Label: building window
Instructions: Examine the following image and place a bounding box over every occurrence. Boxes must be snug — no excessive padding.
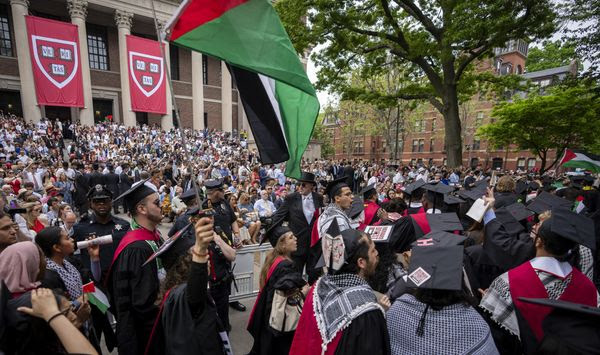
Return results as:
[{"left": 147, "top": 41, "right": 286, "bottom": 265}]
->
[
  {"left": 472, "top": 139, "right": 480, "bottom": 150},
  {"left": 492, "top": 158, "right": 503, "bottom": 170},
  {"left": 475, "top": 112, "right": 484, "bottom": 126},
  {"left": 170, "top": 47, "right": 179, "bottom": 81},
  {"left": 429, "top": 139, "right": 434, "bottom": 152},
  {"left": 87, "top": 24, "right": 109, "bottom": 70},
  {"left": 517, "top": 158, "right": 526, "bottom": 170},
  {"left": 414, "top": 119, "right": 425, "bottom": 132},
  {"left": 418, "top": 139, "right": 425, "bottom": 153},
  {"left": 0, "top": 6, "right": 12, "bottom": 57},
  {"left": 431, "top": 118, "right": 436, "bottom": 131},
  {"left": 202, "top": 55, "right": 208, "bottom": 84},
  {"left": 353, "top": 141, "right": 364, "bottom": 154},
  {"left": 527, "top": 158, "right": 536, "bottom": 170},
  {"left": 470, "top": 158, "right": 479, "bottom": 169},
  {"left": 412, "top": 139, "right": 418, "bottom": 153}
]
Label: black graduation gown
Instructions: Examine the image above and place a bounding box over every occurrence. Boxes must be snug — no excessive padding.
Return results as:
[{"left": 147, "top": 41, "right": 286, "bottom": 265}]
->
[
  {"left": 465, "top": 244, "right": 506, "bottom": 291},
  {"left": 108, "top": 240, "right": 160, "bottom": 355},
  {"left": 334, "top": 311, "right": 391, "bottom": 355},
  {"left": 248, "top": 259, "right": 305, "bottom": 355},
  {"left": 150, "top": 262, "right": 225, "bottom": 355}
]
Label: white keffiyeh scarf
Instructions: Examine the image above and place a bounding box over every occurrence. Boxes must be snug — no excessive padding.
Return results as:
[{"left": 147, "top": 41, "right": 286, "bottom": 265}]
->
[{"left": 45, "top": 258, "right": 82, "bottom": 300}]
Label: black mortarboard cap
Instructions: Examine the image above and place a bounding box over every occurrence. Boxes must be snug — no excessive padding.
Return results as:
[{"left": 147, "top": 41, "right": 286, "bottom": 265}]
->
[
  {"left": 142, "top": 223, "right": 195, "bottom": 270},
  {"left": 407, "top": 245, "right": 464, "bottom": 290},
  {"left": 515, "top": 180, "right": 528, "bottom": 195},
  {"left": 519, "top": 297, "right": 600, "bottom": 354},
  {"left": 527, "top": 191, "right": 571, "bottom": 214},
  {"left": 204, "top": 179, "right": 224, "bottom": 190},
  {"left": 426, "top": 213, "right": 464, "bottom": 232},
  {"left": 387, "top": 217, "right": 416, "bottom": 253},
  {"left": 423, "top": 183, "right": 455, "bottom": 195},
  {"left": 411, "top": 230, "right": 467, "bottom": 248},
  {"left": 495, "top": 207, "right": 526, "bottom": 235},
  {"left": 458, "top": 183, "right": 487, "bottom": 201},
  {"left": 548, "top": 207, "right": 595, "bottom": 250},
  {"left": 403, "top": 179, "right": 427, "bottom": 196},
  {"left": 504, "top": 202, "right": 534, "bottom": 221},
  {"left": 264, "top": 224, "right": 292, "bottom": 248},
  {"left": 113, "top": 178, "right": 156, "bottom": 213},
  {"left": 360, "top": 184, "right": 377, "bottom": 199},
  {"left": 443, "top": 194, "right": 465, "bottom": 205},
  {"left": 347, "top": 196, "right": 365, "bottom": 219},
  {"left": 324, "top": 177, "right": 349, "bottom": 199},
  {"left": 87, "top": 184, "right": 113, "bottom": 200}
]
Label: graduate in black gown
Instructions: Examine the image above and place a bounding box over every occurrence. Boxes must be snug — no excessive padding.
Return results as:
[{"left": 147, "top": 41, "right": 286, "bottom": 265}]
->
[
  {"left": 107, "top": 181, "right": 164, "bottom": 355},
  {"left": 248, "top": 225, "right": 307, "bottom": 355},
  {"left": 146, "top": 215, "right": 231, "bottom": 355}
]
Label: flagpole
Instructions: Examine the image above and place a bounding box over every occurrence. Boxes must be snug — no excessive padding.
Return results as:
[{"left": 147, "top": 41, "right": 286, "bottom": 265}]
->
[{"left": 150, "top": 0, "right": 203, "bottom": 205}]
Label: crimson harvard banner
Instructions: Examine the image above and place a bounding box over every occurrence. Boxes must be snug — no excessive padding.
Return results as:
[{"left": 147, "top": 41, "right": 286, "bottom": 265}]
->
[
  {"left": 25, "top": 16, "right": 84, "bottom": 107},
  {"left": 126, "top": 35, "right": 166, "bottom": 114}
]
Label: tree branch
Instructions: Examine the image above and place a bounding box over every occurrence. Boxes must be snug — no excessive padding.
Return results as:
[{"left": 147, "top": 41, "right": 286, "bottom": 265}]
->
[
  {"left": 394, "top": 0, "right": 441, "bottom": 41},
  {"left": 455, "top": 45, "right": 490, "bottom": 81}
]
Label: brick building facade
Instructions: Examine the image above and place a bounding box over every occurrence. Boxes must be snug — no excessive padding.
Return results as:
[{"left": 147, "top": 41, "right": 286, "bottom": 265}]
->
[
  {"left": 325, "top": 40, "right": 576, "bottom": 171},
  {"left": 0, "top": 0, "right": 251, "bottom": 132}
]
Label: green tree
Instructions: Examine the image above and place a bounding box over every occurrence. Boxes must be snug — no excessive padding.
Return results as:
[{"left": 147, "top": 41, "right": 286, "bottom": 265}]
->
[
  {"left": 312, "top": 112, "right": 335, "bottom": 158},
  {"left": 563, "top": 0, "right": 600, "bottom": 78},
  {"left": 526, "top": 40, "right": 580, "bottom": 72},
  {"left": 275, "top": 0, "right": 556, "bottom": 167},
  {"left": 477, "top": 83, "right": 600, "bottom": 174}
]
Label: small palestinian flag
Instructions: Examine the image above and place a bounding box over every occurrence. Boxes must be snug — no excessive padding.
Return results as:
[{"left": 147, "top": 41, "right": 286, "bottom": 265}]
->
[
  {"left": 82, "top": 281, "right": 110, "bottom": 314},
  {"left": 166, "top": 0, "right": 320, "bottom": 179},
  {"left": 559, "top": 149, "right": 600, "bottom": 173}
]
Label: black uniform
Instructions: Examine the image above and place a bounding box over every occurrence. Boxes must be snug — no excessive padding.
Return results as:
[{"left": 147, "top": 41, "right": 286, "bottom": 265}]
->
[
  {"left": 117, "top": 171, "right": 133, "bottom": 213},
  {"left": 104, "top": 171, "right": 120, "bottom": 213},
  {"left": 73, "top": 169, "right": 90, "bottom": 213},
  {"left": 72, "top": 213, "right": 130, "bottom": 282},
  {"left": 202, "top": 197, "right": 236, "bottom": 332}
]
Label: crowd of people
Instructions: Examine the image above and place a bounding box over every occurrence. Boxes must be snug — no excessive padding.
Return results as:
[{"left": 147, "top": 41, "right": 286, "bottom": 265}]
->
[{"left": 0, "top": 115, "right": 599, "bottom": 355}]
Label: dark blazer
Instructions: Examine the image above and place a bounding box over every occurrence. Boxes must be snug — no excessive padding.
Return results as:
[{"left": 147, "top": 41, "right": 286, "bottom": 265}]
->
[
  {"left": 88, "top": 171, "right": 105, "bottom": 187},
  {"left": 105, "top": 172, "right": 120, "bottom": 196},
  {"left": 271, "top": 191, "right": 323, "bottom": 257}
]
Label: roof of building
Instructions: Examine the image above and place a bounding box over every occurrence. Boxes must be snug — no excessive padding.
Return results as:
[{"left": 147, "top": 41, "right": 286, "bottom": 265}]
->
[{"left": 522, "top": 64, "right": 574, "bottom": 80}]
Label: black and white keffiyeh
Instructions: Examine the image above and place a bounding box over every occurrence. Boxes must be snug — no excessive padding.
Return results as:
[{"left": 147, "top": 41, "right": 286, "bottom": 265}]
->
[
  {"left": 45, "top": 258, "right": 83, "bottom": 300},
  {"left": 387, "top": 294, "right": 499, "bottom": 355},
  {"left": 313, "top": 273, "right": 383, "bottom": 352}
]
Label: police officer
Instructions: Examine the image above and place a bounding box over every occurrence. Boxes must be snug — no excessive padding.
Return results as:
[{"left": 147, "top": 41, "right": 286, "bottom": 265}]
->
[
  {"left": 72, "top": 184, "right": 130, "bottom": 282},
  {"left": 202, "top": 179, "right": 239, "bottom": 332}
]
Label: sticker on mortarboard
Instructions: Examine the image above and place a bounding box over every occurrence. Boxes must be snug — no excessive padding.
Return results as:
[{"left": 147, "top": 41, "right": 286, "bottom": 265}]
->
[{"left": 408, "top": 267, "right": 431, "bottom": 286}]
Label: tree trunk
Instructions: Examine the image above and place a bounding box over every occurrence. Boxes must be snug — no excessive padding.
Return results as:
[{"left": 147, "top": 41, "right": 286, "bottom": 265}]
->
[{"left": 442, "top": 86, "right": 463, "bottom": 168}]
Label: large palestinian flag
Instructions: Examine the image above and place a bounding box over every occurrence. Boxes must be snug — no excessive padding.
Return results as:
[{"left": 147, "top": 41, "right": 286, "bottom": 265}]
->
[
  {"left": 559, "top": 149, "right": 600, "bottom": 173},
  {"left": 166, "top": 0, "right": 320, "bottom": 179}
]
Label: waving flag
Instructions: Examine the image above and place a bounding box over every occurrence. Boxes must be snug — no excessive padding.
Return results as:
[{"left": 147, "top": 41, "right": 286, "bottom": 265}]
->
[
  {"left": 559, "top": 149, "right": 600, "bottom": 173},
  {"left": 166, "top": 0, "right": 319, "bottom": 178},
  {"left": 83, "top": 281, "right": 110, "bottom": 314}
]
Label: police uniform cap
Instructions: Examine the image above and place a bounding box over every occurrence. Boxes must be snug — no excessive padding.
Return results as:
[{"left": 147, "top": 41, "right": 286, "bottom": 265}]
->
[
  {"left": 87, "top": 184, "right": 112, "bottom": 200},
  {"left": 180, "top": 188, "right": 198, "bottom": 200},
  {"left": 204, "top": 179, "right": 224, "bottom": 190}
]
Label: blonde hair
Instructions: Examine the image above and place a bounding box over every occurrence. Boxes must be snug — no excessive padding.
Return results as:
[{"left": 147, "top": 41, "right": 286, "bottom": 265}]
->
[
  {"left": 496, "top": 176, "right": 516, "bottom": 192},
  {"left": 259, "top": 232, "right": 293, "bottom": 289}
]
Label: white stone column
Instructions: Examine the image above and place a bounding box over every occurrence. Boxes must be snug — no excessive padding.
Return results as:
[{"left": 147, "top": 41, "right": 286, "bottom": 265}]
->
[
  {"left": 191, "top": 51, "right": 204, "bottom": 130},
  {"left": 10, "top": 0, "right": 42, "bottom": 123},
  {"left": 158, "top": 21, "right": 173, "bottom": 130},
  {"left": 115, "top": 10, "right": 135, "bottom": 127},
  {"left": 221, "top": 60, "right": 232, "bottom": 132},
  {"left": 67, "top": 0, "right": 94, "bottom": 126}
]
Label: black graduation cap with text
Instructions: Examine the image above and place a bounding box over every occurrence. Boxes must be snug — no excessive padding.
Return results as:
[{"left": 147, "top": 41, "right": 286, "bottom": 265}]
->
[
  {"left": 324, "top": 176, "right": 349, "bottom": 200},
  {"left": 547, "top": 206, "right": 596, "bottom": 250},
  {"left": 113, "top": 177, "right": 156, "bottom": 213},
  {"left": 411, "top": 230, "right": 467, "bottom": 248},
  {"left": 527, "top": 191, "right": 571, "bottom": 214},
  {"left": 407, "top": 245, "right": 464, "bottom": 291},
  {"left": 426, "top": 212, "right": 464, "bottom": 232},
  {"left": 519, "top": 298, "right": 600, "bottom": 354}
]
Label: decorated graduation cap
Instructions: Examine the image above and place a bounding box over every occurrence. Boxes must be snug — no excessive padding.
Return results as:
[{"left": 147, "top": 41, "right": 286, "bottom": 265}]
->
[
  {"left": 519, "top": 297, "right": 600, "bottom": 354},
  {"left": 347, "top": 196, "right": 365, "bottom": 219},
  {"left": 544, "top": 206, "right": 596, "bottom": 250},
  {"left": 324, "top": 177, "right": 349, "bottom": 200},
  {"left": 407, "top": 245, "right": 464, "bottom": 290},
  {"left": 426, "top": 212, "right": 464, "bottom": 232},
  {"left": 316, "top": 219, "right": 364, "bottom": 274},
  {"left": 360, "top": 183, "right": 377, "bottom": 199},
  {"left": 411, "top": 230, "right": 467, "bottom": 248},
  {"left": 527, "top": 191, "right": 571, "bottom": 214},
  {"left": 113, "top": 178, "right": 156, "bottom": 214},
  {"left": 264, "top": 224, "right": 293, "bottom": 248},
  {"left": 142, "top": 223, "right": 195, "bottom": 270}
]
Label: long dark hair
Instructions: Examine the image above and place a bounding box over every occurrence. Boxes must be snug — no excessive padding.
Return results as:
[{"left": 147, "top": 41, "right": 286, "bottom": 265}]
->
[
  {"left": 368, "top": 244, "right": 396, "bottom": 293},
  {"left": 35, "top": 226, "right": 63, "bottom": 258}
]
